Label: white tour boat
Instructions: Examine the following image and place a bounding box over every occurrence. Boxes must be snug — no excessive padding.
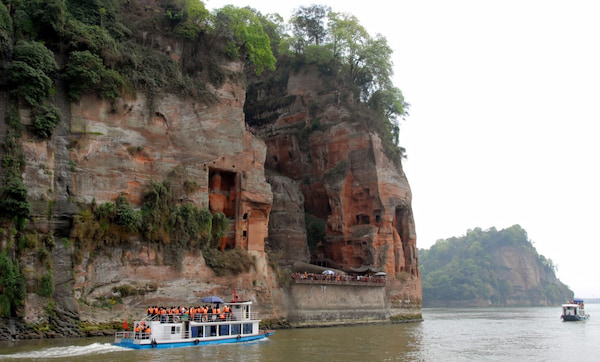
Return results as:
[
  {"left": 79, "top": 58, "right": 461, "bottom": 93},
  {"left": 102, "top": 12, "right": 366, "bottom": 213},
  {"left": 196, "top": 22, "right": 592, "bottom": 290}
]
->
[
  {"left": 114, "top": 295, "right": 274, "bottom": 349},
  {"left": 561, "top": 298, "right": 590, "bottom": 321}
]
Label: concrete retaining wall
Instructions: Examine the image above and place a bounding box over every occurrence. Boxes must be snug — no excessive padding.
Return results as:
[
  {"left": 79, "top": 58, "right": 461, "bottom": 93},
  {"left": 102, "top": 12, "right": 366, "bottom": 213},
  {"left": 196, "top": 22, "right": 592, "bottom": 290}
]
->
[{"left": 287, "top": 283, "right": 388, "bottom": 327}]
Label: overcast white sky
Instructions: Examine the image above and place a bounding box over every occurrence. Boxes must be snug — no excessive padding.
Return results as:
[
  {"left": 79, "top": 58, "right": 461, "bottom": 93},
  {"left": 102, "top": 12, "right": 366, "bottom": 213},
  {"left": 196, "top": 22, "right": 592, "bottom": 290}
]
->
[{"left": 207, "top": 0, "right": 600, "bottom": 298}]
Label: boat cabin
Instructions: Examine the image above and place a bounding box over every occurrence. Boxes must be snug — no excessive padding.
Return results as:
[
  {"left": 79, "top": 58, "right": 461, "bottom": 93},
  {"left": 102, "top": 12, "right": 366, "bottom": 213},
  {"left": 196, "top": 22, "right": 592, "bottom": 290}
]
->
[{"left": 561, "top": 298, "right": 590, "bottom": 321}]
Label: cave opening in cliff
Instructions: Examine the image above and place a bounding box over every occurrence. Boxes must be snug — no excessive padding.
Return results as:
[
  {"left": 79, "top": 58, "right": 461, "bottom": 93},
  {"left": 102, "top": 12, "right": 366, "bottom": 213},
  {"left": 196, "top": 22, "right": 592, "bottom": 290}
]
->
[
  {"left": 374, "top": 210, "right": 382, "bottom": 224},
  {"left": 208, "top": 169, "right": 237, "bottom": 218},
  {"left": 209, "top": 169, "right": 238, "bottom": 250},
  {"left": 356, "top": 214, "right": 370, "bottom": 225}
]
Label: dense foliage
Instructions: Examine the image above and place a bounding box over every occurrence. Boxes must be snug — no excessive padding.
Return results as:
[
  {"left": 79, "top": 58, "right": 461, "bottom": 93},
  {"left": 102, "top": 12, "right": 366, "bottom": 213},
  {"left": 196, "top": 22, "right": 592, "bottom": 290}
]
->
[
  {"left": 419, "top": 225, "right": 571, "bottom": 306},
  {"left": 245, "top": 4, "right": 408, "bottom": 163}
]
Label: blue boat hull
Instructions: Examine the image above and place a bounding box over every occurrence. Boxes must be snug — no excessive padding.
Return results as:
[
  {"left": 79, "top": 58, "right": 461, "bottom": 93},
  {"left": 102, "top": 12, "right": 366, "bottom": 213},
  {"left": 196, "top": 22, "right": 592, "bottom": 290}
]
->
[
  {"left": 115, "top": 331, "right": 274, "bottom": 350},
  {"left": 561, "top": 315, "right": 589, "bottom": 321}
]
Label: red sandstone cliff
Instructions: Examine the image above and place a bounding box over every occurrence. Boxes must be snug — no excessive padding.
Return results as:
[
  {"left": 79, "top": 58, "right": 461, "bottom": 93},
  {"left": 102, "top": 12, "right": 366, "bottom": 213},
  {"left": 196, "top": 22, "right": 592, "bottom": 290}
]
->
[
  {"left": 246, "top": 65, "right": 422, "bottom": 310},
  {"left": 0, "top": 2, "right": 421, "bottom": 338},
  {"left": 9, "top": 58, "right": 283, "bottom": 329}
]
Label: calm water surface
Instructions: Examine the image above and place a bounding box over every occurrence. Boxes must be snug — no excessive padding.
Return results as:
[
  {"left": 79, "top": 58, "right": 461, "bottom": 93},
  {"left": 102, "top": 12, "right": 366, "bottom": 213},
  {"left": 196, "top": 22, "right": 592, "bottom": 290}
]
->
[{"left": 1, "top": 304, "right": 599, "bottom": 361}]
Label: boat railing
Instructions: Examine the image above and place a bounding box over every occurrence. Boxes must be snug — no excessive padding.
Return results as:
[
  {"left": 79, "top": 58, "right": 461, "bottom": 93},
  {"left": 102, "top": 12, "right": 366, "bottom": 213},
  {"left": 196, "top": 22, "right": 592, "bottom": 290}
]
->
[
  {"left": 115, "top": 331, "right": 153, "bottom": 340},
  {"left": 141, "top": 312, "right": 260, "bottom": 324},
  {"left": 188, "top": 312, "right": 259, "bottom": 322},
  {"left": 114, "top": 331, "right": 134, "bottom": 340}
]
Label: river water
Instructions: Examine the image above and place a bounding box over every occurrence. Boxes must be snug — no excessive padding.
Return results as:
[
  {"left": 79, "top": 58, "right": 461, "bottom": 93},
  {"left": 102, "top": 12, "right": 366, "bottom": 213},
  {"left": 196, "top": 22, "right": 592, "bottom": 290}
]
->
[{"left": 1, "top": 304, "right": 599, "bottom": 361}]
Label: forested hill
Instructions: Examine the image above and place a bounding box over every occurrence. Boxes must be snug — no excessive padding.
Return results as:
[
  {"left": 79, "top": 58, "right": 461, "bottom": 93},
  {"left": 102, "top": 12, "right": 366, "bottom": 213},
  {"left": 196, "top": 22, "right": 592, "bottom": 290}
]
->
[{"left": 419, "top": 225, "right": 572, "bottom": 307}]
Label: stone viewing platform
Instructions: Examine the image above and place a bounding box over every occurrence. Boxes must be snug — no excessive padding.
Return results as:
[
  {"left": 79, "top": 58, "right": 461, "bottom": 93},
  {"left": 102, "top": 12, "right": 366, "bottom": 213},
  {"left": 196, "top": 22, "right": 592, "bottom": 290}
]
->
[{"left": 291, "top": 272, "right": 386, "bottom": 287}]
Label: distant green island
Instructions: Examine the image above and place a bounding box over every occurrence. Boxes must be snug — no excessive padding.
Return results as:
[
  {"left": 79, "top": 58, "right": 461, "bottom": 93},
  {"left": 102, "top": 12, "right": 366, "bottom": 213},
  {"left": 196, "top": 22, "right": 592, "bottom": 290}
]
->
[{"left": 419, "top": 225, "right": 573, "bottom": 307}]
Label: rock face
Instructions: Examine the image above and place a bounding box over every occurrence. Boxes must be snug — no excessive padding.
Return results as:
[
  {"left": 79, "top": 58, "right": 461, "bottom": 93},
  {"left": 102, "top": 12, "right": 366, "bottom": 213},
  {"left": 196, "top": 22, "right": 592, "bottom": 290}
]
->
[
  {"left": 246, "top": 66, "right": 421, "bottom": 310},
  {"left": 492, "top": 246, "right": 567, "bottom": 305},
  {"left": 67, "top": 79, "right": 272, "bottom": 252},
  {"left": 1, "top": 29, "right": 421, "bottom": 339},
  {"left": 267, "top": 173, "right": 310, "bottom": 262},
  {"left": 3, "top": 57, "right": 280, "bottom": 330}
]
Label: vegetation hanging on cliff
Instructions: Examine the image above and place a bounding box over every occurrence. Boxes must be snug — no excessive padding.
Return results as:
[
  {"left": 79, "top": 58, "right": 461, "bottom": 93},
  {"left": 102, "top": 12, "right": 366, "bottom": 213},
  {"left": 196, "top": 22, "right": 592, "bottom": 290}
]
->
[
  {"left": 71, "top": 178, "right": 237, "bottom": 273},
  {"left": 1, "top": 0, "right": 282, "bottom": 131},
  {"left": 0, "top": 107, "right": 30, "bottom": 227},
  {"left": 0, "top": 251, "right": 26, "bottom": 317}
]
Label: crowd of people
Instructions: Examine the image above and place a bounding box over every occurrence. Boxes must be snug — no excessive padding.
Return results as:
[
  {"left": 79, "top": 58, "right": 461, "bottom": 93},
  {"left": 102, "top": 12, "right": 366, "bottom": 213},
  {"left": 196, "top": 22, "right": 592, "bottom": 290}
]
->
[
  {"left": 292, "top": 272, "right": 386, "bottom": 284},
  {"left": 134, "top": 321, "right": 151, "bottom": 339},
  {"left": 145, "top": 304, "right": 235, "bottom": 323}
]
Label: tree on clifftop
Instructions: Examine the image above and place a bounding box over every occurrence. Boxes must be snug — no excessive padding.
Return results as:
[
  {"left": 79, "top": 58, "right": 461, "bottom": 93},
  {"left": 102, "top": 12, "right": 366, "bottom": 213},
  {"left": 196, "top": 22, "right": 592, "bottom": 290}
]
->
[
  {"left": 290, "top": 4, "right": 331, "bottom": 47},
  {"left": 214, "top": 5, "right": 276, "bottom": 75}
]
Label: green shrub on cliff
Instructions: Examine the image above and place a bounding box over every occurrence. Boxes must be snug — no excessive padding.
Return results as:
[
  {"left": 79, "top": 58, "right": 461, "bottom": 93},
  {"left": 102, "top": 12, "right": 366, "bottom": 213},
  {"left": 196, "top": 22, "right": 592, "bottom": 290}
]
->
[
  {"left": 0, "top": 251, "right": 26, "bottom": 317},
  {"left": 31, "top": 102, "right": 61, "bottom": 138},
  {"left": 0, "top": 173, "right": 31, "bottom": 223},
  {"left": 7, "top": 40, "right": 56, "bottom": 107},
  {"left": 62, "top": 50, "right": 124, "bottom": 102},
  {"left": 38, "top": 272, "right": 54, "bottom": 298},
  {"left": 114, "top": 194, "right": 141, "bottom": 232},
  {"left": 72, "top": 178, "right": 231, "bottom": 272}
]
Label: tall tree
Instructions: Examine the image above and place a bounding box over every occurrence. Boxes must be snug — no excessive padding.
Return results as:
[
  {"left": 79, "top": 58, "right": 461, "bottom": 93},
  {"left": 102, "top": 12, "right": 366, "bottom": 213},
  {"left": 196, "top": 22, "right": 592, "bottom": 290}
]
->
[
  {"left": 214, "top": 6, "right": 276, "bottom": 75},
  {"left": 290, "top": 4, "right": 331, "bottom": 47},
  {"left": 328, "top": 12, "right": 394, "bottom": 102}
]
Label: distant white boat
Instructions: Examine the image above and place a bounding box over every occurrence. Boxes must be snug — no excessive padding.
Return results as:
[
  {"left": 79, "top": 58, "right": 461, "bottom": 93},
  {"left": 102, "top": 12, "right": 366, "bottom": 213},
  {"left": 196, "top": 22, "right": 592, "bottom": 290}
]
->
[{"left": 561, "top": 298, "right": 590, "bottom": 321}]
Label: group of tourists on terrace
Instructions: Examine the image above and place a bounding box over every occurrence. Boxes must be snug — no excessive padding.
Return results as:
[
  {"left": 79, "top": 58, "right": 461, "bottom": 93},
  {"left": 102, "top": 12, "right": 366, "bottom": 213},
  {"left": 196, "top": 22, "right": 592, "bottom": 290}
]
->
[
  {"left": 145, "top": 304, "right": 234, "bottom": 323},
  {"left": 292, "top": 271, "right": 386, "bottom": 284}
]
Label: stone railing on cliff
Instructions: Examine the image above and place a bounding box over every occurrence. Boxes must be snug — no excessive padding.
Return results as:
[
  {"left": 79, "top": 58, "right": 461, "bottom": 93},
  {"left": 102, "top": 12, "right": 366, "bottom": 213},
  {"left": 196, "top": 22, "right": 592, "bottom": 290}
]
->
[{"left": 292, "top": 273, "right": 386, "bottom": 287}]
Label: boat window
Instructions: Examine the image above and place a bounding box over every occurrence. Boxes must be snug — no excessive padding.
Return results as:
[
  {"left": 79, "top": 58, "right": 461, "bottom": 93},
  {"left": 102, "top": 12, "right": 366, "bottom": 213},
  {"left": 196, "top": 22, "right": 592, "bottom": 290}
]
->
[
  {"left": 171, "top": 326, "right": 180, "bottom": 334},
  {"left": 192, "top": 326, "right": 203, "bottom": 338},
  {"left": 243, "top": 323, "right": 253, "bottom": 334},
  {"left": 220, "top": 325, "right": 230, "bottom": 336},
  {"left": 231, "top": 324, "right": 241, "bottom": 335}
]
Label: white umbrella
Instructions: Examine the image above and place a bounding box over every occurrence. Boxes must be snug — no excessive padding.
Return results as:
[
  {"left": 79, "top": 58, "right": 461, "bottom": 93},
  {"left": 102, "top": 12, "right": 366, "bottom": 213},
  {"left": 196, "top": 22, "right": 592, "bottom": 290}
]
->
[{"left": 322, "top": 270, "right": 335, "bottom": 275}]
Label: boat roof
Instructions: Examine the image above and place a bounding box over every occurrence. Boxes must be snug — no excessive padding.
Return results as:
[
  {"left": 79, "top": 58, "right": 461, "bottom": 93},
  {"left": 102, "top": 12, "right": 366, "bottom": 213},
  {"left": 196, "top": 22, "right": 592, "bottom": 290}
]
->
[{"left": 225, "top": 300, "right": 252, "bottom": 305}]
